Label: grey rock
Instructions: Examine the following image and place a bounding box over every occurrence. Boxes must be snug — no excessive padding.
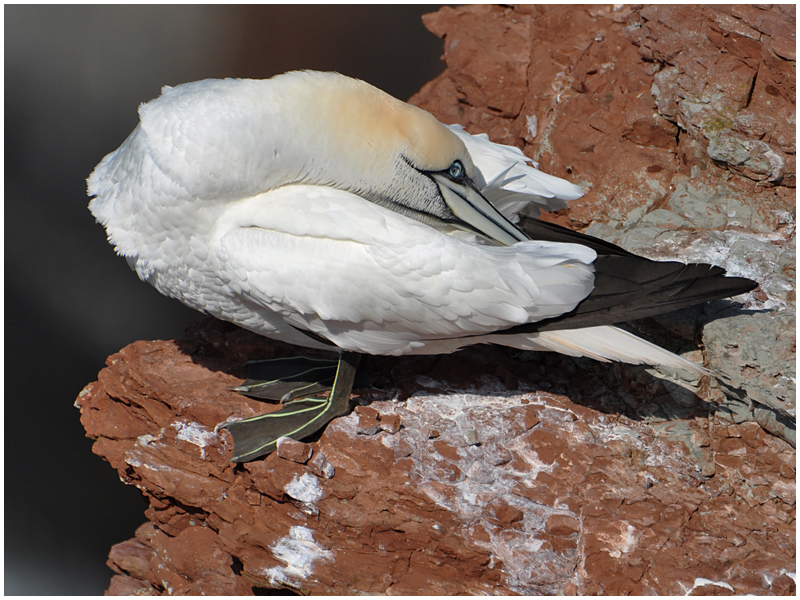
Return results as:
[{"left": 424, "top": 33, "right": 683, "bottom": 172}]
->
[
  {"left": 639, "top": 208, "right": 694, "bottom": 229},
  {"left": 667, "top": 179, "right": 754, "bottom": 231},
  {"left": 703, "top": 310, "right": 796, "bottom": 444},
  {"left": 651, "top": 66, "right": 681, "bottom": 119},
  {"left": 651, "top": 421, "right": 715, "bottom": 477},
  {"left": 715, "top": 396, "right": 754, "bottom": 425},
  {"left": 707, "top": 130, "right": 786, "bottom": 183},
  {"left": 707, "top": 130, "right": 752, "bottom": 166},
  {"left": 754, "top": 406, "right": 796, "bottom": 448},
  {"left": 585, "top": 192, "right": 794, "bottom": 446},
  {"left": 463, "top": 429, "right": 480, "bottom": 446},
  {"left": 584, "top": 221, "right": 621, "bottom": 244},
  {"left": 726, "top": 237, "right": 793, "bottom": 305},
  {"left": 483, "top": 443, "right": 512, "bottom": 467}
]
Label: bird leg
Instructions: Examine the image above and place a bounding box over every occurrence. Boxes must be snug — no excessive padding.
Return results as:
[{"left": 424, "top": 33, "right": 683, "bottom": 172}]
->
[
  {"left": 223, "top": 352, "right": 362, "bottom": 462},
  {"left": 232, "top": 355, "right": 342, "bottom": 402}
]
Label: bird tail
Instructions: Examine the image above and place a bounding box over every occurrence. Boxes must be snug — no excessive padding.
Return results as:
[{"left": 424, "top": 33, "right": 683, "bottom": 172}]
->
[{"left": 483, "top": 325, "right": 711, "bottom": 375}]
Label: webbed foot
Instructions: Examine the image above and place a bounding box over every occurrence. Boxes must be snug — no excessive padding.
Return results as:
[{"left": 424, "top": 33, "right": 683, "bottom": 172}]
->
[{"left": 223, "top": 352, "right": 362, "bottom": 462}]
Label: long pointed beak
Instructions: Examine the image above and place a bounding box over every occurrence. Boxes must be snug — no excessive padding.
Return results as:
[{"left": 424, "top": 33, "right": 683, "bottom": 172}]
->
[{"left": 432, "top": 174, "right": 530, "bottom": 246}]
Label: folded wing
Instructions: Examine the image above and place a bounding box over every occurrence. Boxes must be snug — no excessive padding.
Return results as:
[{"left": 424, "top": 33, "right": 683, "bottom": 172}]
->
[{"left": 215, "top": 185, "right": 596, "bottom": 355}]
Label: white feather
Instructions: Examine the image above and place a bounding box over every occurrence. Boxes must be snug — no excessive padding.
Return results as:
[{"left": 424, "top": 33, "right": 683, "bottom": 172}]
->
[
  {"left": 483, "top": 327, "right": 709, "bottom": 375},
  {"left": 215, "top": 185, "right": 595, "bottom": 355},
  {"left": 446, "top": 124, "right": 584, "bottom": 220}
]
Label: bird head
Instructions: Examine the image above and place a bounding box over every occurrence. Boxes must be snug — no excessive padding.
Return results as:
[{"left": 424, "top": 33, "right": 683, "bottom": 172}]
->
[
  {"left": 95, "top": 71, "right": 528, "bottom": 247},
  {"left": 273, "top": 71, "right": 529, "bottom": 246}
]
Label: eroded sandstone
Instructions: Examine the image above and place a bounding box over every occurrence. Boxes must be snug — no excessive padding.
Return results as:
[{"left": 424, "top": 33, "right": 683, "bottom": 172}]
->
[{"left": 80, "top": 320, "right": 795, "bottom": 595}]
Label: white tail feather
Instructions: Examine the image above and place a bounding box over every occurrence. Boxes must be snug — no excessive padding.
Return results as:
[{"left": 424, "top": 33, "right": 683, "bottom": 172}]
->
[{"left": 482, "top": 325, "right": 710, "bottom": 375}]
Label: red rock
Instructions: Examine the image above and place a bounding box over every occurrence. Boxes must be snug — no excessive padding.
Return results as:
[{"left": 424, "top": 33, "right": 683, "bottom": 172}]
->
[
  {"left": 379, "top": 413, "right": 402, "bottom": 434},
  {"left": 411, "top": 4, "right": 794, "bottom": 231},
  {"left": 276, "top": 436, "right": 313, "bottom": 464},
  {"left": 771, "top": 574, "right": 796, "bottom": 596},
  {"left": 106, "top": 575, "right": 157, "bottom": 596},
  {"left": 485, "top": 501, "right": 524, "bottom": 525},
  {"left": 107, "top": 538, "right": 152, "bottom": 580},
  {"left": 433, "top": 440, "right": 461, "bottom": 462},
  {"left": 308, "top": 450, "right": 335, "bottom": 479},
  {"left": 77, "top": 320, "right": 795, "bottom": 595},
  {"left": 355, "top": 405, "right": 381, "bottom": 435},
  {"left": 546, "top": 514, "right": 581, "bottom": 537},
  {"left": 689, "top": 582, "right": 735, "bottom": 596}
]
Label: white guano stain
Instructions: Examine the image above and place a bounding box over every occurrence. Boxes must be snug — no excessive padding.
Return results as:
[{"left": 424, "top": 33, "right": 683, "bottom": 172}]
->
[
  {"left": 526, "top": 115, "right": 538, "bottom": 140},
  {"left": 173, "top": 420, "right": 217, "bottom": 458},
  {"left": 265, "top": 526, "right": 332, "bottom": 588},
  {"left": 284, "top": 473, "right": 323, "bottom": 504},
  {"left": 686, "top": 578, "right": 735, "bottom": 595}
]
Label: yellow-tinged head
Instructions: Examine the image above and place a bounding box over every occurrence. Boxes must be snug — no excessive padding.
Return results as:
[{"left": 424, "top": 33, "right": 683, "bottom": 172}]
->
[
  {"left": 91, "top": 70, "right": 527, "bottom": 248},
  {"left": 264, "top": 71, "right": 525, "bottom": 244}
]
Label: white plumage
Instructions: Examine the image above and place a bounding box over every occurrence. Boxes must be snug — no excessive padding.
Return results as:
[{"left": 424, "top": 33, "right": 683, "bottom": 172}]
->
[
  {"left": 447, "top": 124, "right": 582, "bottom": 219},
  {"left": 88, "top": 71, "right": 709, "bottom": 374}
]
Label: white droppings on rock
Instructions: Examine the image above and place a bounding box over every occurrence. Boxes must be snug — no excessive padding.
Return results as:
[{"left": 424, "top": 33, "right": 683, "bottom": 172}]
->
[
  {"left": 622, "top": 524, "right": 637, "bottom": 554},
  {"left": 173, "top": 420, "right": 217, "bottom": 458},
  {"left": 124, "top": 453, "right": 177, "bottom": 474},
  {"left": 687, "top": 577, "right": 735, "bottom": 595},
  {"left": 377, "top": 388, "right": 576, "bottom": 592},
  {"left": 265, "top": 526, "right": 332, "bottom": 588},
  {"left": 125, "top": 456, "right": 144, "bottom": 468},
  {"left": 137, "top": 433, "right": 160, "bottom": 447},
  {"left": 360, "top": 382, "right": 709, "bottom": 594},
  {"left": 284, "top": 473, "right": 323, "bottom": 504},
  {"left": 526, "top": 115, "right": 538, "bottom": 140}
]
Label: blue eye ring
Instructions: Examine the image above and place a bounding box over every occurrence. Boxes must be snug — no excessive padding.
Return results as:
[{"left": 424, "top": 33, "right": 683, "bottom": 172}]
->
[{"left": 448, "top": 160, "right": 464, "bottom": 180}]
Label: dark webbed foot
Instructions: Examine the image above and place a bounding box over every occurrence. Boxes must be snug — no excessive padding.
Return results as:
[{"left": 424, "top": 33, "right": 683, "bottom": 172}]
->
[
  {"left": 233, "top": 355, "right": 372, "bottom": 401},
  {"left": 233, "top": 355, "right": 340, "bottom": 401},
  {"left": 223, "top": 352, "right": 362, "bottom": 462}
]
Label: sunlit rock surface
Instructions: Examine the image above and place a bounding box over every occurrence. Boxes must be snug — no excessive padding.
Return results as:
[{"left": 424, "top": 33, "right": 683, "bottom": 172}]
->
[{"left": 80, "top": 320, "right": 795, "bottom": 595}]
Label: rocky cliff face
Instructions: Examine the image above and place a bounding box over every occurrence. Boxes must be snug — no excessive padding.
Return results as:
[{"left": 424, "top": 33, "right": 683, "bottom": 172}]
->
[
  {"left": 411, "top": 4, "right": 795, "bottom": 447},
  {"left": 78, "top": 5, "right": 795, "bottom": 595},
  {"left": 79, "top": 321, "right": 795, "bottom": 595}
]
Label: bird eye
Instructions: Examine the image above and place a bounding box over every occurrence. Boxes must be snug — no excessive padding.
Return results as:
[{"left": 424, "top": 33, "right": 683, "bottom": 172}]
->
[{"left": 448, "top": 160, "right": 464, "bottom": 180}]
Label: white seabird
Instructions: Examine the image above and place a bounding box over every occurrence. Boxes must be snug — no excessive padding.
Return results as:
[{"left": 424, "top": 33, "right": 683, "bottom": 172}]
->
[{"left": 88, "top": 71, "right": 756, "bottom": 461}]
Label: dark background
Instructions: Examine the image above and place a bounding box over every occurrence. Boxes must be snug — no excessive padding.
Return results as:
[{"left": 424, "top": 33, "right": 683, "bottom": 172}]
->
[{"left": 4, "top": 5, "right": 444, "bottom": 594}]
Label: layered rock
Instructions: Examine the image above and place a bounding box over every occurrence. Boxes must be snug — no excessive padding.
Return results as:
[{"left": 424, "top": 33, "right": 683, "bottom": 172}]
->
[
  {"left": 81, "top": 321, "right": 795, "bottom": 595},
  {"left": 81, "top": 4, "right": 796, "bottom": 595}
]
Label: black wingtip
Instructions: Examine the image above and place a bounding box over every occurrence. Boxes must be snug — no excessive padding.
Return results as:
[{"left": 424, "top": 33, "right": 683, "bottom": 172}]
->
[
  {"left": 730, "top": 276, "right": 760, "bottom": 295},
  {"left": 499, "top": 251, "right": 761, "bottom": 335}
]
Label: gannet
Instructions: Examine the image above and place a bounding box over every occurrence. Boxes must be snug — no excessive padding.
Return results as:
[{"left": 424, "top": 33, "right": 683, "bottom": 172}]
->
[{"left": 88, "top": 71, "right": 757, "bottom": 461}]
